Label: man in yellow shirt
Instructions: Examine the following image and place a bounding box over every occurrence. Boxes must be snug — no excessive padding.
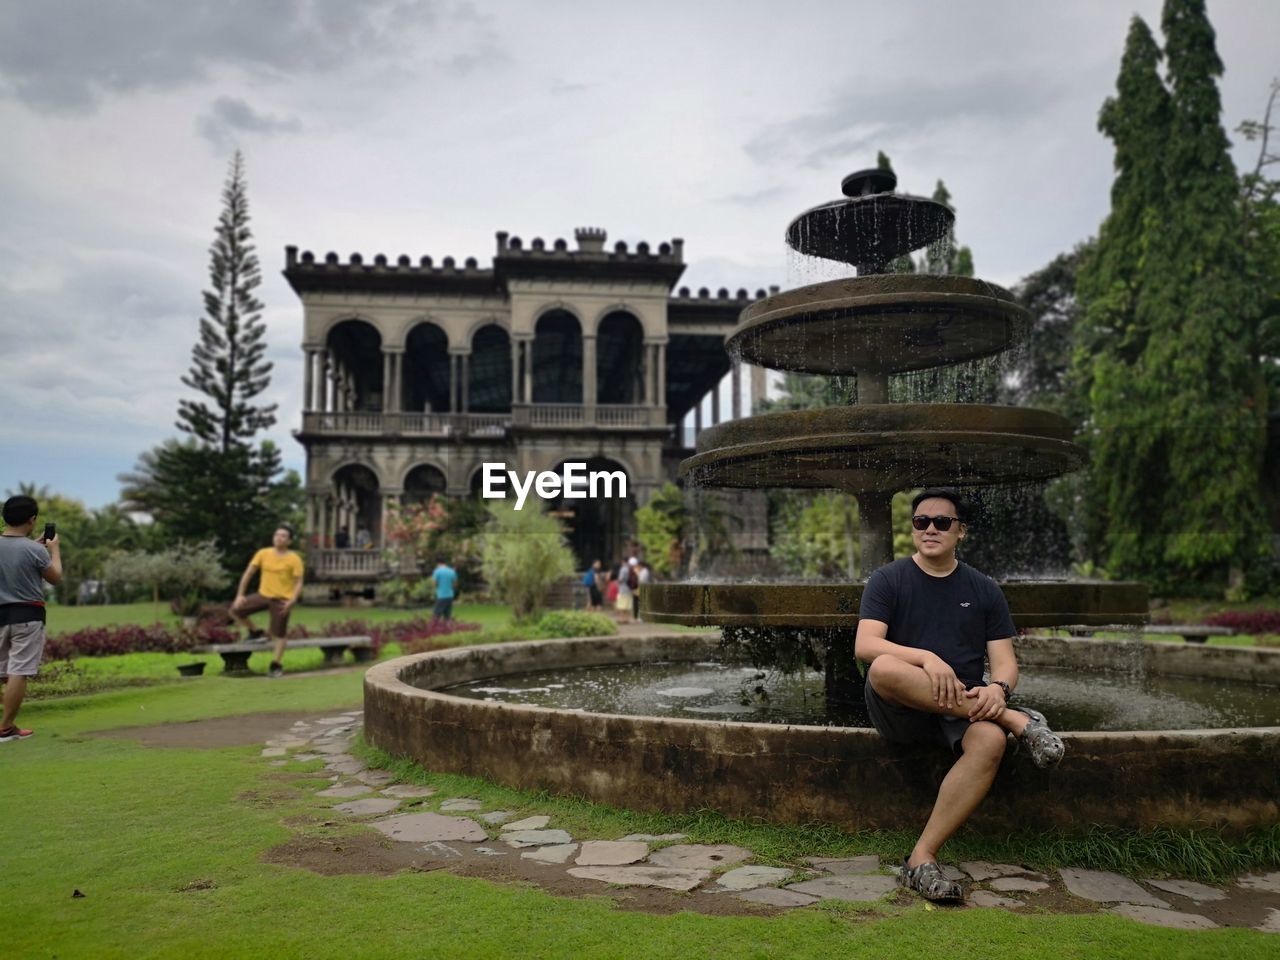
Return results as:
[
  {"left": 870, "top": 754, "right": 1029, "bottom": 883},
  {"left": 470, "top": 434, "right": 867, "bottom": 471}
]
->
[{"left": 231, "top": 525, "right": 305, "bottom": 678}]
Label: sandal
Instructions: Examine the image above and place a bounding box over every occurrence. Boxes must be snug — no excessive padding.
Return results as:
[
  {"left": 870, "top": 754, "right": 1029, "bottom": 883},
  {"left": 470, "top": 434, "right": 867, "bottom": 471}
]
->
[
  {"left": 1011, "top": 707, "right": 1064, "bottom": 769},
  {"left": 899, "top": 858, "right": 964, "bottom": 901},
  {"left": 0, "top": 726, "right": 33, "bottom": 742}
]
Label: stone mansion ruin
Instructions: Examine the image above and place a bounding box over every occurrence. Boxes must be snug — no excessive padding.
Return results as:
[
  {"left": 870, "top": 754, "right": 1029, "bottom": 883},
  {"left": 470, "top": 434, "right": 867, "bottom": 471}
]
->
[{"left": 284, "top": 228, "right": 771, "bottom": 589}]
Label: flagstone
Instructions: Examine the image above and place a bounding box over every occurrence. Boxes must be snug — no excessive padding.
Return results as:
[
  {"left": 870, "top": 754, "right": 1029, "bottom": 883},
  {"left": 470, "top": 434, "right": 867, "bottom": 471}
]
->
[
  {"left": 334, "top": 798, "right": 401, "bottom": 816},
  {"left": 959, "top": 861, "right": 1037, "bottom": 881},
  {"left": 1144, "top": 879, "right": 1227, "bottom": 903},
  {"left": 474, "top": 846, "right": 508, "bottom": 857},
  {"left": 327, "top": 761, "right": 365, "bottom": 776},
  {"left": 292, "top": 753, "right": 322, "bottom": 762},
  {"left": 1238, "top": 872, "right": 1280, "bottom": 894},
  {"left": 805, "top": 855, "right": 879, "bottom": 875},
  {"left": 1108, "top": 904, "right": 1217, "bottom": 930},
  {"left": 381, "top": 785, "right": 436, "bottom": 799},
  {"left": 568, "top": 866, "right": 710, "bottom": 891},
  {"left": 1059, "top": 869, "right": 1169, "bottom": 907},
  {"left": 501, "top": 816, "right": 551, "bottom": 831},
  {"left": 261, "top": 747, "right": 286, "bottom": 757},
  {"left": 619, "top": 833, "right": 686, "bottom": 843},
  {"left": 503, "top": 830, "right": 574, "bottom": 848},
  {"left": 440, "top": 798, "right": 484, "bottom": 812},
  {"left": 355, "top": 770, "right": 395, "bottom": 786},
  {"left": 575, "top": 841, "right": 649, "bottom": 866},
  {"left": 969, "top": 890, "right": 1024, "bottom": 908},
  {"left": 711, "top": 866, "right": 793, "bottom": 891},
  {"left": 735, "top": 887, "right": 819, "bottom": 908},
  {"left": 989, "top": 877, "right": 1049, "bottom": 893},
  {"left": 372, "top": 812, "right": 487, "bottom": 843},
  {"left": 785, "top": 875, "right": 898, "bottom": 902},
  {"left": 523, "top": 844, "right": 579, "bottom": 864},
  {"left": 315, "top": 742, "right": 352, "bottom": 755},
  {"left": 647, "top": 844, "right": 752, "bottom": 871},
  {"left": 1255, "top": 908, "right": 1280, "bottom": 934},
  {"left": 480, "top": 810, "right": 516, "bottom": 824},
  {"left": 318, "top": 784, "right": 374, "bottom": 798}
]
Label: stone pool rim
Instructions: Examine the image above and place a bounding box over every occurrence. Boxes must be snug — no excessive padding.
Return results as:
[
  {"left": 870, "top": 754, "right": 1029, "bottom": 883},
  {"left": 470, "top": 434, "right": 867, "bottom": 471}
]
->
[{"left": 363, "top": 633, "right": 1280, "bottom": 834}]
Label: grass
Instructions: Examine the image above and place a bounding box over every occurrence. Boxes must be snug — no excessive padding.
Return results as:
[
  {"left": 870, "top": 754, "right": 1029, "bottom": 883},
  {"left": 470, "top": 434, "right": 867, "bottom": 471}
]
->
[{"left": 5, "top": 674, "right": 1276, "bottom": 958}]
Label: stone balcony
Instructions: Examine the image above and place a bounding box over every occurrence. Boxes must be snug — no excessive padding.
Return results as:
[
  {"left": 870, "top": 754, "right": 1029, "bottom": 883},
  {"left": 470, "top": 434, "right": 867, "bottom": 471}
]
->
[{"left": 299, "top": 404, "right": 667, "bottom": 439}]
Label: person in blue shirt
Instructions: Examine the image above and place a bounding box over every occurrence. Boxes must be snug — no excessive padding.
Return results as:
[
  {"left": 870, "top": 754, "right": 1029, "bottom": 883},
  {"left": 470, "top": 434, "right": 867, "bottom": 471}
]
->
[
  {"left": 431, "top": 557, "right": 458, "bottom": 622},
  {"left": 582, "top": 559, "right": 603, "bottom": 611}
]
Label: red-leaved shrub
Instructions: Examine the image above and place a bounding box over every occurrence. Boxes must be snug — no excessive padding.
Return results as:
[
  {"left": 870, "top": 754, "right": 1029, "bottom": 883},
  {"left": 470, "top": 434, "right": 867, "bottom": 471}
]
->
[{"left": 1202, "top": 610, "right": 1280, "bottom": 636}]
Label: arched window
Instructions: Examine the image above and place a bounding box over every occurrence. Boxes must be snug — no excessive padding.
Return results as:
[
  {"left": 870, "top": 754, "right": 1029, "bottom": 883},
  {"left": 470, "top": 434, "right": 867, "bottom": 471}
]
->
[{"left": 532, "top": 310, "right": 582, "bottom": 404}]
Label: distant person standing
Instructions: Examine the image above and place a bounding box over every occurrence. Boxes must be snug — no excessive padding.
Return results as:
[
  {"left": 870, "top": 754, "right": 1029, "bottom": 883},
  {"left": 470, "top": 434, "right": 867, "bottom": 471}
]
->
[
  {"left": 614, "top": 558, "right": 636, "bottom": 624},
  {"left": 334, "top": 526, "right": 350, "bottom": 549},
  {"left": 231, "top": 525, "right": 304, "bottom": 678},
  {"left": 355, "top": 525, "right": 372, "bottom": 550},
  {"left": 582, "top": 559, "right": 603, "bottom": 612},
  {"left": 635, "top": 561, "right": 653, "bottom": 622},
  {"left": 431, "top": 557, "right": 457, "bottom": 622},
  {"left": 0, "top": 496, "right": 62, "bottom": 742}
]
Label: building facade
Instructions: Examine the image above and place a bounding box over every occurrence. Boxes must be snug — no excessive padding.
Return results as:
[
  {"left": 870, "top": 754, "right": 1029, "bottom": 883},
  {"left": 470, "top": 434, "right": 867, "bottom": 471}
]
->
[{"left": 285, "top": 227, "right": 772, "bottom": 586}]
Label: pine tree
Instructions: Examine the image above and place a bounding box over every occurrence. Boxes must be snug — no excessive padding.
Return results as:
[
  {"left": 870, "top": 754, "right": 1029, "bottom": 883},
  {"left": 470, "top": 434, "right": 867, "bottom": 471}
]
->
[
  {"left": 922, "top": 180, "right": 973, "bottom": 276},
  {"left": 1124, "top": 0, "right": 1264, "bottom": 589},
  {"left": 1073, "top": 16, "right": 1172, "bottom": 575},
  {"left": 178, "top": 151, "right": 276, "bottom": 453}
]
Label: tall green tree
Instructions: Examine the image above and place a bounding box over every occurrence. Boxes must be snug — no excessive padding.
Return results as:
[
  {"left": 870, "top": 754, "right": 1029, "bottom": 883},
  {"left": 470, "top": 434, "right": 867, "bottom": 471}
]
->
[
  {"left": 179, "top": 150, "right": 276, "bottom": 453},
  {"left": 923, "top": 180, "right": 974, "bottom": 277},
  {"left": 1125, "top": 0, "right": 1264, "bottom": 589},
  {"left": 121, "top": 153, "right": 301, "bottom": 578},
  {"left": 1073, "top": 15, "right": 1173, "bottom": 577}
]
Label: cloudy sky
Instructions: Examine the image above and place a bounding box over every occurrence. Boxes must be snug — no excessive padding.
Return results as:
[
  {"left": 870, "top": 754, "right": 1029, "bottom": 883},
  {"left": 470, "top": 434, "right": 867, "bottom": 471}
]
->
[{"left": 2, "top": 0, "right": 1276, "bottom": 508}]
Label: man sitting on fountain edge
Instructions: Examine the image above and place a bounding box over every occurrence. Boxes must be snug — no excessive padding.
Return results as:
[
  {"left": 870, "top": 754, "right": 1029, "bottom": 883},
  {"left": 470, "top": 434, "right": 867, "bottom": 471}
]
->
[{"left": 855, "top": 487, "right": 1064, "bottom": 902}]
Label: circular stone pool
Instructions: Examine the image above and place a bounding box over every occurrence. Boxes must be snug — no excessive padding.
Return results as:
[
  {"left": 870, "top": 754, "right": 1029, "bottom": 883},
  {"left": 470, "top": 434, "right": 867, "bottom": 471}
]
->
[
  {"left": 363, "top": 633, "right": 1280, "bottom": 834},
  {"left": 440, "top": 659, "right": 1280, "bottom": 732}
]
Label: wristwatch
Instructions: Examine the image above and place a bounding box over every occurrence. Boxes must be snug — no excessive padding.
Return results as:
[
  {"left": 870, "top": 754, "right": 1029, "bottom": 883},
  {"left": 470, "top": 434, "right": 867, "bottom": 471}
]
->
[{"left": 988, "top": 680, "right": 1011, "bottom": 700}]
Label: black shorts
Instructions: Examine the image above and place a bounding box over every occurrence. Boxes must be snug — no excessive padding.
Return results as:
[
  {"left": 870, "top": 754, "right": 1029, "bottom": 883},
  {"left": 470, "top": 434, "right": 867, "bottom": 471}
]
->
[
  {"left": 864, "top": 673, "right": 978, "bottom": 756},
  {"left": 588, "top": 586, "right": 603, "bottom": 606}
]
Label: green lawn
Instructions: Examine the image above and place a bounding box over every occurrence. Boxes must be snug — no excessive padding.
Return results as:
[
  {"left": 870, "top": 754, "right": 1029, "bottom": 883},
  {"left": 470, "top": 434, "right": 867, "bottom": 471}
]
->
[{"left": 5, "top": 674, "right": 1275, "bottom": 959}]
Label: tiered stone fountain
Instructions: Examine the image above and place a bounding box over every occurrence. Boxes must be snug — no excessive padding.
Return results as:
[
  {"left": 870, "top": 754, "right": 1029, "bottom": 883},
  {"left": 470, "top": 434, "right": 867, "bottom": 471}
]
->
[
  {"left": 642, "top": 168, "right": 1147, "bottom": 704},
  {"left": 364, "top": 169, "right": 1279, "bottom": 834}
]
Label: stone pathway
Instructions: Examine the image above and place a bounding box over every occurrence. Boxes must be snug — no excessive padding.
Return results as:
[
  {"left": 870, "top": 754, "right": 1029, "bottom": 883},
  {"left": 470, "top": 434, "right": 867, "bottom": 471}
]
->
[{"left": 258, "top": 713, "right": 1280, "bottom": 932}]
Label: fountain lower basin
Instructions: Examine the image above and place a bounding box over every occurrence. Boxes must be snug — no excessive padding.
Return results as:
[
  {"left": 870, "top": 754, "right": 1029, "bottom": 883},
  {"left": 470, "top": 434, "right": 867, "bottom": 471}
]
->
[{"left": 363, "top": 633, "right": 1280, "bottom": 834}]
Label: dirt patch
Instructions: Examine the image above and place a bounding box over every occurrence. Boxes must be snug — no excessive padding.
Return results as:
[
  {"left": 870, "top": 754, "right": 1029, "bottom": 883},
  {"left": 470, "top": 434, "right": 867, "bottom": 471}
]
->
[{"left": 86, "top": 708, "right": 360, "bottom": 749}]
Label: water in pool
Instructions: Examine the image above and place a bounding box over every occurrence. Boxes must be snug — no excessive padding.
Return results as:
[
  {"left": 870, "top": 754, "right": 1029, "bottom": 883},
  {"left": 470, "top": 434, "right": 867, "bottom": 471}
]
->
[{"left": 438, "top": 660, "right": 1280, "bottom": 731}]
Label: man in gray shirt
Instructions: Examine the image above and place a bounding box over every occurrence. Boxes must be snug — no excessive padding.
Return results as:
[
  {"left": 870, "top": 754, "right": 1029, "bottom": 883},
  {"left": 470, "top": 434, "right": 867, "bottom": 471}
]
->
[{"left": 1, "top": 495, "right": 63, "bottom": 741}]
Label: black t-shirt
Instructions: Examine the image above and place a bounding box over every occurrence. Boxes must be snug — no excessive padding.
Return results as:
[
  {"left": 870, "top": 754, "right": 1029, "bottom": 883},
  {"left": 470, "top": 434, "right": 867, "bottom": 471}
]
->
[{"left": 859, "top": 556, "right": 1016, "bottom": 685}]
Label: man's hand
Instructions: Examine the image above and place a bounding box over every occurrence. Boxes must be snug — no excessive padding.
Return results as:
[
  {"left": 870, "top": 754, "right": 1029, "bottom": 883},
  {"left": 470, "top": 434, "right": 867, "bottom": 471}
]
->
[
  {"left": 922, "top": 653, "right": 966, "bottom": 709},
  {"left": 964, "top": 683, "right": 1006, "bottom": 722}
]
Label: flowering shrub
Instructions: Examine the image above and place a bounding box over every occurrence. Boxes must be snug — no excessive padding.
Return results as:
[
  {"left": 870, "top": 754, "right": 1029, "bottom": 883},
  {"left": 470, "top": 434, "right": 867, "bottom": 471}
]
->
[
  {"left": 1202, "top": 610, "right": 1280, "bottom": 637},
  {"left": 42, "top": 622, "right": 231, "bottom": 660}
]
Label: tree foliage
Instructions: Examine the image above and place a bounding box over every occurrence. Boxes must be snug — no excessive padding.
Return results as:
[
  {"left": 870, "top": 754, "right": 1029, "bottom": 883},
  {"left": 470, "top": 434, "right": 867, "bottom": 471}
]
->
[
  {"left": 178, "top": 151, "right": 276, "bottom": 453},
  {"left": 478, "top": 502, "right": 576, "bottom": 621},
  {"left": 1075, "top": 4, "right": 1269, "bottom": 593},
  {"left": 118, "top": 439, "right": 302, "bottom": 577}
]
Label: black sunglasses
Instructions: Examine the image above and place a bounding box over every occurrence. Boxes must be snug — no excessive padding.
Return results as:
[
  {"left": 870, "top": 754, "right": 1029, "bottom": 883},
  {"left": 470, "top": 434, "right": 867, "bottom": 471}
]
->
[{"left": 912, "top": 515, "right": 961, "bottom": 532}]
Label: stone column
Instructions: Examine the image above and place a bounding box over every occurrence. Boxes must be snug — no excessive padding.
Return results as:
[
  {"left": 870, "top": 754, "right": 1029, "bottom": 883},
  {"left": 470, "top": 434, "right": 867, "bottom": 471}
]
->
[
  {"left": 461, "top": 353, "right": 471, "bottom": 413},
  {"left": 582, "top": 335, "right": 597, "bottom": 408},
  {"left": 731, "top": 359, "right": 742, "bottom": 420},
  {"left": 382, "top": 351, "right": 393, "bottom": 412},
  {"left": 304, "top": 495, "right": 317, "bottom": 547},
  {"left": 523, "top": 339, "right": 534, "bottom": 404},
  {"left": 710, "top": 377, "right": 721, "bottom": 425},
  {"left": 694, "top": 396, "right": 703, "bottom": 435},
  {"left": 749, "top": 364, "right": 766, "bottom": 416},
  {"left": 303, "top": 350, "right": 316, "bottom": 412},
  {"left": 656, "top": 343, "right": 666, "bottom": 409},
  {"left": 389, "top": 351, "right": 402, "bottom": 413}
]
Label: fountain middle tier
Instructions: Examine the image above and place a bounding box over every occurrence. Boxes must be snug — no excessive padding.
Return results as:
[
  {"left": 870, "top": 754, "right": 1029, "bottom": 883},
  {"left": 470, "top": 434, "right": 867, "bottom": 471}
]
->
[
  {"left": 682, "top": 403, "right": 1083, "bottom": 492},
  {"left": 728, "top": 274, "right": 1030, "bottom": 376}
]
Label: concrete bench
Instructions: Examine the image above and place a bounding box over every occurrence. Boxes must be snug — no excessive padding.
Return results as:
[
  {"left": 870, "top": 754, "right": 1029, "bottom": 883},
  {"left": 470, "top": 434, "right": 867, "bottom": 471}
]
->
[
  {"left": 1051, "top": 625, "right": 1235, "bottom": 644},
  {"left": 191, "top": 635, "right": 375, "bottom": 673}
]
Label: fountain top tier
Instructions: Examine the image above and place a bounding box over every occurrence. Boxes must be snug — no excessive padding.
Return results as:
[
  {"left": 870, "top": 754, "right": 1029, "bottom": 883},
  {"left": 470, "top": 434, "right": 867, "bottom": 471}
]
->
[{"left": 787, "top": 167, "right": 954, "bottom": 270}]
